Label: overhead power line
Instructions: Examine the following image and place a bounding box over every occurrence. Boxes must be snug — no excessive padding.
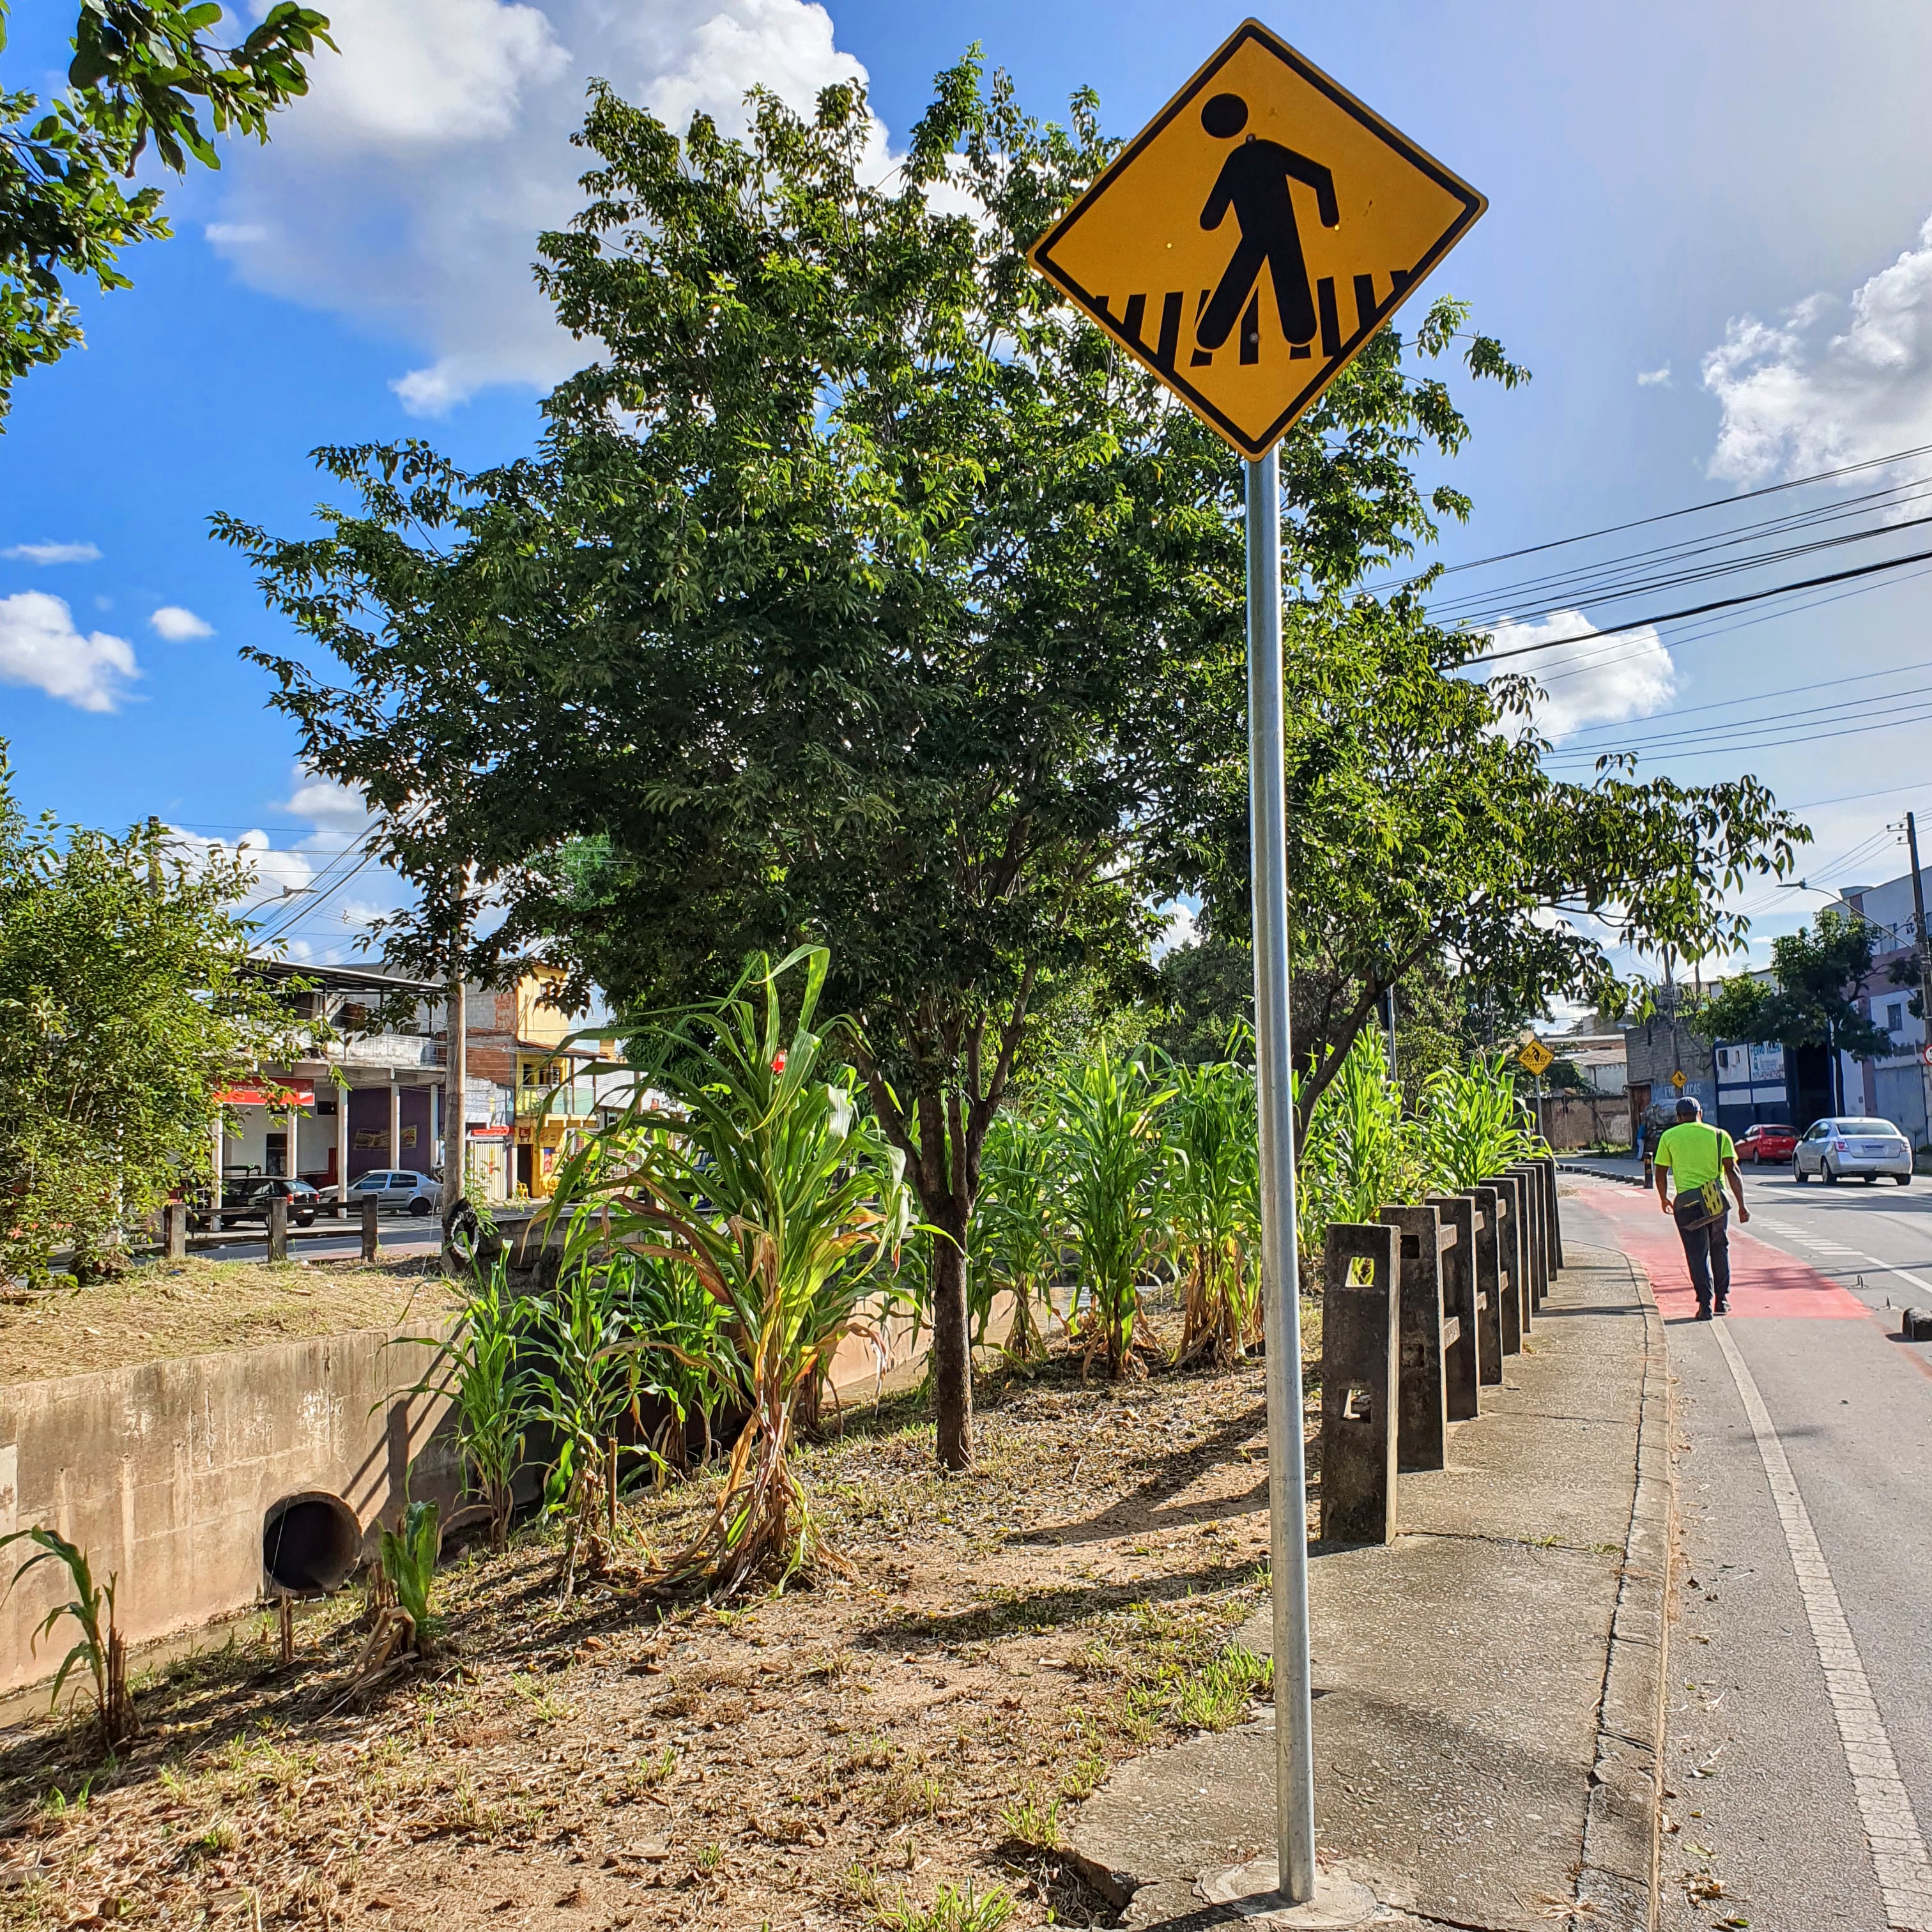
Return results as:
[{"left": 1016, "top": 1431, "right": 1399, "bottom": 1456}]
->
[
  {"left": 1370, "top": 438, "right": 1932, "bottom": 595},
  {"left": 1468, "top": 540, "right": 1932, "bottom": 670}
]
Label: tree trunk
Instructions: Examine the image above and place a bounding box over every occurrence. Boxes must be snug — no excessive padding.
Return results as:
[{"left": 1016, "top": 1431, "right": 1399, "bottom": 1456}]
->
[{"left": 929, "top": 1205, "right": 974, "bottom": 1471}]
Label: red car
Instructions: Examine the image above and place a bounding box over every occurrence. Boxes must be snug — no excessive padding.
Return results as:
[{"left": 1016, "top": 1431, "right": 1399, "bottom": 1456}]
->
[{"left": 1736, "top": 1123, "right": 1798, "bottom": 1165}]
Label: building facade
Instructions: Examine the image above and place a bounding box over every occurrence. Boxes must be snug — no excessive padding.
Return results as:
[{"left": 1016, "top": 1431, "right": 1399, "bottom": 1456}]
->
[{"left": 218, "top": 960, "right": 625, "bottom": 1210}]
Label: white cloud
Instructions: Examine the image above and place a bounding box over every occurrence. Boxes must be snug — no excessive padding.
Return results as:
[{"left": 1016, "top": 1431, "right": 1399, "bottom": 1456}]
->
[
  {"left": 204, "top": 0, "right": 875, "bottom": 413},
  {"left": 0, "top": 592, "right": 138, "bottom": 712},
  {"left": 3, "top": 540, "right": 100, "bottom": 565},
  {"left": 1704, "top": 212, "right": 1932, "bottom": 484},
  {"left": 1484, "top": 609, "right": 1678, "bottom": 741},
  {"left": 1636, "top": 364, "right": 1671, "bottom": 388},
  {"left": 280, "top": 766, "right": 376, "bottom": 845},
  {"left": 150, "top": 604, "right": 215, "bottom": 641}
]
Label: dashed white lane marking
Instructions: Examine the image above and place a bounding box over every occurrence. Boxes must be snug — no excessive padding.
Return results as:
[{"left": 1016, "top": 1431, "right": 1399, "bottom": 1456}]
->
[{"left": 1712, "top": 1319, "right": 1932, "bottom": 1929}]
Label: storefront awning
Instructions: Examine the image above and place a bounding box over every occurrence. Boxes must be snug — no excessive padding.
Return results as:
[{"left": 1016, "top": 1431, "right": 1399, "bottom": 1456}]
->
[{"left": 215, "top": 1080, "right": 316, "bottom": 1108}]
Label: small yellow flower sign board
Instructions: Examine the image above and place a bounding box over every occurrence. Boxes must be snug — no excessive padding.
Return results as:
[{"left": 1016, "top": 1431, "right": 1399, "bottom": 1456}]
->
[
  {"left": 1517, "top": 1039, "right": 1555, "bottom": 1078},
  {"left": 1026, "top": 18, "right": 1486, "bottom": 457}
]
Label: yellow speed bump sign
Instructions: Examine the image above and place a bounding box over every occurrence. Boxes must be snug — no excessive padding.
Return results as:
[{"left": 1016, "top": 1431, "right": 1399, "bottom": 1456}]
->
[
  {"left": 1027, "top": 19, "right": 1485, "bottom": 458},
  {"left": 1517, "top": 1039, "right": 1554, "bottom": 1077}
]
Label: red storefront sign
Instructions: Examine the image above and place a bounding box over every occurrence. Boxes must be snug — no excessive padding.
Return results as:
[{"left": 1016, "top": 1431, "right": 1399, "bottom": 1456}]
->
[
  {"left": 467, "top": 1124, "right": 511, "bottom": 1140},
  {"left": 213, "top": 1080, "right": 316, "bottom": 1108}
]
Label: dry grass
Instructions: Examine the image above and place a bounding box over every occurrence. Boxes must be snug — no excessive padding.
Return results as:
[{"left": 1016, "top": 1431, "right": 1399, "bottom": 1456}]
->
[
  {"left": 0, "top": 1254, "right": 463, "bottom": 1386},
  {"left": 0, "top": 1299, "right": 1317, "bottom": 1930}
]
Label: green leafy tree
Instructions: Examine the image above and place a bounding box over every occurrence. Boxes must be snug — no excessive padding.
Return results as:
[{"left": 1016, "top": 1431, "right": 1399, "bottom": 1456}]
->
[
  {"left": 218, "top": 57, "right": 1528, "bottom": 1469},
  {"left": 1, "top": 1, "right": 333, "bottom": 422},
  {"left": 1188, "top": 594, "right": 1808, "bottom": 1146},
  {"left": 0, "top": 746, "right": 312, "bottom": 1282},
  {"left": 1699, "top": 912, "right": 1892, "bottom": 1062}
]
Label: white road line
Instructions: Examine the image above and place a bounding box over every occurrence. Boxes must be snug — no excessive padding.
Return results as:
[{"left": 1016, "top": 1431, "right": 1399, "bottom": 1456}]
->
[{"left": 1712, "top": 1320, "right": 1932, "bottom": 1929}]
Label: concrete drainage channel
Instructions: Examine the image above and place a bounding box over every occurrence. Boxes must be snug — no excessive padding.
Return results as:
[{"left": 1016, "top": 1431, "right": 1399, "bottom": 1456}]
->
[{"left": 0, "top": 1321, "right": 465, "bottom": 1698}]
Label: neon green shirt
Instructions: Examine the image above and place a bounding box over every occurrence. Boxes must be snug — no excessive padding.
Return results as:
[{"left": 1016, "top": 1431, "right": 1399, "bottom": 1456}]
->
[{"left": 1654, "top": 1121, "right": 1735, "bottom": 1190}]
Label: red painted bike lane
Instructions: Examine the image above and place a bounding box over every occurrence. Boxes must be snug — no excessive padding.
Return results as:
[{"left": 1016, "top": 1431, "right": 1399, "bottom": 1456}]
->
[{"left": 1574, "top": 1177, "right": 1867, "bottom": 1321}]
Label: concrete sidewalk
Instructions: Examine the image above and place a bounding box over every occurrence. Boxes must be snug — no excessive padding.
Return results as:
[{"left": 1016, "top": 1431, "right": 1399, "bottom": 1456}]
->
[{"left": 1068, "top": 1241, "right": 1671, "bottom": 1931}]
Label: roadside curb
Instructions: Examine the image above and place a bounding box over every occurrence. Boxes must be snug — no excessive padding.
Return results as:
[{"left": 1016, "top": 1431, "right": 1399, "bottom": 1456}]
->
[
  {"left": 1574, "top": 1244, "right": 1675, "bottom": 1931},
  {"left": 1560, "top": 1160, "right": 1648, "bottom": 1189}
]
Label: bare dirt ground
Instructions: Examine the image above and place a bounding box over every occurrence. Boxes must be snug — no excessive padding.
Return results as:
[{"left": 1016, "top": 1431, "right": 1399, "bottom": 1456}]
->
[
  {"left": 0, "top": 1257, "right": 462, "bottom": 1386},
  {"left": 0, "top": 1302, "right": 1315, "bottom": 1932}
]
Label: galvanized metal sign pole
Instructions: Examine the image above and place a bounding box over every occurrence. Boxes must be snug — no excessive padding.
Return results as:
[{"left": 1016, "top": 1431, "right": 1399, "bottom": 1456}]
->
[
  {"left": 1247, "top": 444, "right": 1318, "bottom": 1900},
  {"left": 1025, "top": 20, "right": 1488, "bottom": 1908}
]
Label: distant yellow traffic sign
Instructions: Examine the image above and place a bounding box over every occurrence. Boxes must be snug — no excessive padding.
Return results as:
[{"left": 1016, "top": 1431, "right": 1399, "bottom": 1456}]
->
[
  {"left": 1517, "top": 1039, "right": 1554, "bottom": 1077},
  {"left": 1671, "top": 1070, "right": 1687, "bottom": 1091},
  {"left": 1027, "top": 19, "right": 1486, "bottom": 457}
]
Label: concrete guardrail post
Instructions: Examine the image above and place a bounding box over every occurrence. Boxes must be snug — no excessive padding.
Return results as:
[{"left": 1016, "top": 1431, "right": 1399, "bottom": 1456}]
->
[
  {"left": 163, "top": 1201, "right": 187, "bottom": 1262},
  {"left": 1378, "top": 1204, "right": 1454, "bottom": 1471},
  {"left": 1423, "top": 1193, "right": 1482, "bottom": 1421},
  {"left": 1481, "top": 1174, "right": 1526, "bottom": 1347},
  {"left": 266, "top": 1193, "right": 289, "bottom": 1262},
  {"left": 1498, "top": 1172, "right": 1535, "bottom": 1334},
  {"left": 1526, "top": 1160, "right": 1552, "bottom": 1301},
  {"left": 1538, "top": 1153, "right": 1563, "bottom": 1271},
  {"left": 360, "top": 1195, "right": 380, "bottom": 1262},
  {"left": 1453, "top": 1187, "right": 1506, "bottom": 1383},
  {"left": 1507, "top": 1162, "right": 1547, "bottom": 1312},
  {"left": 1321, "top": 1221, "right": 1400, "bottom": 1545}
]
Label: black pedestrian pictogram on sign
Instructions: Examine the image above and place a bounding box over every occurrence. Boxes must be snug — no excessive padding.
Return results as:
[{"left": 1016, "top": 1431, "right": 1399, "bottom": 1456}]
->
[
  {"left": 1027, "top": 19, "right": 1486, "bottom": 459},
  {"left": 1194, "top": 90, "right": 1337, "bottom": 356}
]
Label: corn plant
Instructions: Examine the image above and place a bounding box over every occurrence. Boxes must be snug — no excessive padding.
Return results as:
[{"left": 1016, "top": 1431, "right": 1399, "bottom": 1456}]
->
[
  {"left": 397, "top": 1259, "right": 529, "bottom": 1551},
  {"left": 1416, "top": 1052, "right": 1544, "bottom": 1188},
  {"left": 0, "top": 1528, "right": 136, "bottom": 1754},
  {"left": 521, "top": 1234, "right": 651, "bottom": 1599},
  {"left": 610, "top": 1248, "right": 745, "bottom": 1474},
  {"left": 974, "top": 1114, "right": 1061, "bottom": 1360},
  {"left": 1051, "top": 1050, "right": 1174, "bottom": 1379},
  {"left": 544, "top": 945, "right": 913, "bottom": 1599},
  {"left": 1164, "top": 1054, "right": 1261, "bottom": 1363},
  {"left": 378, "top": 1499, "right": 441, "bottom": 1646}
]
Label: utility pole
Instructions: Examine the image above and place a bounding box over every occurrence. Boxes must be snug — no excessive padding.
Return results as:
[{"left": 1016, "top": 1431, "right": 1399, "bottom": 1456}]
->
[
  {"left": 145, "top": 814, "right": 162, "bottom": 896},
  {"left": 1245, "top": 448, "right": 1317, "bottom": 1906},
  {"left": 442, "top": 931, "right": 468, "bottom": 1262},
  {"left": 1907, "top": 813, "right": 1932, "bottom": 1154}
]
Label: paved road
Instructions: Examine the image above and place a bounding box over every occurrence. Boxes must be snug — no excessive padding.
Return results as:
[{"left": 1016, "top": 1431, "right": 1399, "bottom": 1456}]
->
[{"left": 1567, "top": 1172, "right": 1932, "bottom": 1932}]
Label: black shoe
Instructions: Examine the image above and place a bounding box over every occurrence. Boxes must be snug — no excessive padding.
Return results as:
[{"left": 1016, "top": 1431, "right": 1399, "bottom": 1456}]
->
[
  {"left": 1695, "top": 1304, "right": 1715, "bottom": 1321},
  {"left": 1714, "top": 1298, "right": 1729, "bottom": 1315}
]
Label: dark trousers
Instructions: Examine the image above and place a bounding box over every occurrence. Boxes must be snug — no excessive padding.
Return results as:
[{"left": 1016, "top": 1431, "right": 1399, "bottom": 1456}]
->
[{"left": 1676, "top": 1205, "right": 1731, "bottom": 1307}]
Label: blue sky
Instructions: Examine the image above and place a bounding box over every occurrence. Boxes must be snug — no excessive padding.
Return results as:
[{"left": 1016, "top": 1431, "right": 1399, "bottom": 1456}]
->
[{"left": 6, "top": 1, "right": 1932, "bottom": 973}]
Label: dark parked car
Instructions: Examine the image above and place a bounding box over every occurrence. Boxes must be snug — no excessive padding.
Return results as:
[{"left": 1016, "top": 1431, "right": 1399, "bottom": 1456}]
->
[
  {"left": 1736, "top": 1123, "right": 1797, "bottom": 1165},
  {"left": 221, "top": 1178, "right": 322, "bottom": 1227}
]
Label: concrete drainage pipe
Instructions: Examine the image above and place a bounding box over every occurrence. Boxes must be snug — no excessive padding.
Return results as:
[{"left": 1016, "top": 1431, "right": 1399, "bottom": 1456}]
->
[{"left": 262, "top": 1492, "right": 364, "bottom": 1593}]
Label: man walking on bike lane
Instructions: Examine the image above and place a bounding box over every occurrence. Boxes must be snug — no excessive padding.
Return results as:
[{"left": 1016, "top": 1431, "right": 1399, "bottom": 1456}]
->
[{"left": 1653, "top": 1096, "right": 1751, "bottom": 1319}]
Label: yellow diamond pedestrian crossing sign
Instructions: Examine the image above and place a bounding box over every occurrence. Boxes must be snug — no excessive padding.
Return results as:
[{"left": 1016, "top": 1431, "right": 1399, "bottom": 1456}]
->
[{"left": 1027, "top": 19, "right": 1486, "bottom": 458}]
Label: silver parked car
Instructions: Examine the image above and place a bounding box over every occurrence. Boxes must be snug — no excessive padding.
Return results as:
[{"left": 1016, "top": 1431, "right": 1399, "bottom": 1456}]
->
[
  {"left": 1792, "top": 1117, "right": 1913, "bottom": 1186},
  {"left": 346, "top": 1168, "right": 445, "bottom": 1216}
]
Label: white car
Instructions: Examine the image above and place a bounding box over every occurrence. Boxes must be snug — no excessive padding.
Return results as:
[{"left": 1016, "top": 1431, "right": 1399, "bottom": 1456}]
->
[
  {"left": 346, "top": 1169, "right": 445, "bottom": 1216},
  {"left": 1792, "top": 1117, "right": 1913, "bottom": 1186}
]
